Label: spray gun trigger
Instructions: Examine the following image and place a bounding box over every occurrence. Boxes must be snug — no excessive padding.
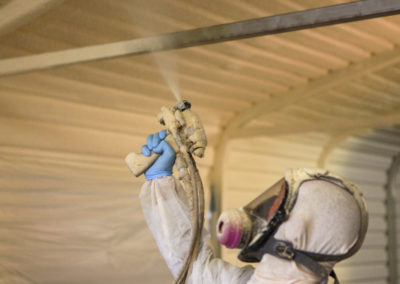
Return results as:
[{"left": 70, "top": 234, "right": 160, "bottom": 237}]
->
[{"left": 157, "top": 113, "right": 166, "bottom": 125}]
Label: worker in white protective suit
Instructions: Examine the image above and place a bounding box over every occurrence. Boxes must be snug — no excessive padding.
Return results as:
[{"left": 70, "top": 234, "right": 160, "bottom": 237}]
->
[{"left": 139, "top": 131, "right": 368, "bottom": 284}]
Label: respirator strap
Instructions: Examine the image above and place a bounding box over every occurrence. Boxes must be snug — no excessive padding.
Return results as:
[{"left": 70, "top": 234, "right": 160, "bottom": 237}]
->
[{"left": 262, "top": 237, "right": 339, "bottom": 284}]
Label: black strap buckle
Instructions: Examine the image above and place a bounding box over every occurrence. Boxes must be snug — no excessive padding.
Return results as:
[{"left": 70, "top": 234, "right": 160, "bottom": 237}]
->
[{"left": 274, "top": 242, "right": 295, "bottom": 260}]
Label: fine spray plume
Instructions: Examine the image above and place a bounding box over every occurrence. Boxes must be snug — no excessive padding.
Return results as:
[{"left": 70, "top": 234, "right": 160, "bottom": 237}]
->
[
  {"left": 125, "top": 100, "right": 207, "bottom": 284},
  {"left": 153, "top": 51, "right": 182, "bottom": 101}
]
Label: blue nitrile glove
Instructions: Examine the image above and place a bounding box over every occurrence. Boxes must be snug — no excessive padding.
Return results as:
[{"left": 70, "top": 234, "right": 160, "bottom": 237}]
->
[{"left": 141, "top": 130, "right": 176, "bottom": 180}]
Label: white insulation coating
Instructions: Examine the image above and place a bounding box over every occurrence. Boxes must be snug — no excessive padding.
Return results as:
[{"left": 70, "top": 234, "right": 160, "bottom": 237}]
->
[
  {"left": 0, "top": 115, "right": 399, "bottom": 284},
  {"left": 0, "top": 109, "right": 213, "bottom": 283},
  {"left": 0, "top": 146, "right": 173, "bottom": 284}
]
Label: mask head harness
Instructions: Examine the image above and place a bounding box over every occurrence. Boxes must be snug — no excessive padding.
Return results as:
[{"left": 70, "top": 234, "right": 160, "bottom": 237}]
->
[{"left": 216, "top": 170, "right": 368, "bottom": 284}]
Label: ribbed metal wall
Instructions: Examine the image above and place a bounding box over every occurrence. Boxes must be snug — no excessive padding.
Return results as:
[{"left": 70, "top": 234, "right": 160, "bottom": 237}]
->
[
  {"left": 394, "top": 157, "right": 400, "bottom": 283},
  {"left": 385, "top": 153, "right": 400, "bottom": 284},
  {"left": 322, "top": 127, "right": 400, "bottom": 284}
]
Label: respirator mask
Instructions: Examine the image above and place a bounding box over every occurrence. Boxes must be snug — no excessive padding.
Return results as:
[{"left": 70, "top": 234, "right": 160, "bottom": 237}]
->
[{"left": 216, "top": 178, "right": 291, "bottom": 262}]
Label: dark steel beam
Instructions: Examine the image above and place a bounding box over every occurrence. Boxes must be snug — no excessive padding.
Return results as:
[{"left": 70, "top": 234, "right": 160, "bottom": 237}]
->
[{"left": 1, "top": 0, "right": 400, "bottom": 76}]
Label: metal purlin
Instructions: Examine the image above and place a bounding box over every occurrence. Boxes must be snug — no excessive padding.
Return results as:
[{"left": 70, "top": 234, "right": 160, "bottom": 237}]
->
[
  {"left": 385, "top": 153, "right": 400, "bottom": 284},
  {"left": 1, "top": 0, "right": 400, "bottom": 77}
]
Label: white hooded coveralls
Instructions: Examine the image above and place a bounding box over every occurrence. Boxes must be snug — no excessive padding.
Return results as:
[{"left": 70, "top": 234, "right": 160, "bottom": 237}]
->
[{"left": 139, "top": 169, "right": 364, "bottom": 284}]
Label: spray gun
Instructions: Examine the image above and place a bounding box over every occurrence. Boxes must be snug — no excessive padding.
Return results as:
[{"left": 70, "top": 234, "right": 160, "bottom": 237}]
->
[
  {"left": 125, "top": 100, "right": 207, "bottom": 177},
  {"left": 125, "top": 100, "right": 207, "bottom": 284}
]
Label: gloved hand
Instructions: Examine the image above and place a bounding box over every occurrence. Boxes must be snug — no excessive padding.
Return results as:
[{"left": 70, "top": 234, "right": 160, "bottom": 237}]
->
[{"left": 141, "top": 130, "right": 176, "bottom": 180}]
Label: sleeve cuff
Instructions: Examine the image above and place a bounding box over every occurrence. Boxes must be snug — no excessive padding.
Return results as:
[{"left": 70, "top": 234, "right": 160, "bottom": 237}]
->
[{"left": 145, "top": 171, "right": 173, "bottom": 181}]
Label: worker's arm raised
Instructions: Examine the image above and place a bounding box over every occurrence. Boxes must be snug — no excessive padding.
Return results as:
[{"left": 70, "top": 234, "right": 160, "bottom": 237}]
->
[{"left": 139, "top": 132, "right": 254, "bottom": 283}]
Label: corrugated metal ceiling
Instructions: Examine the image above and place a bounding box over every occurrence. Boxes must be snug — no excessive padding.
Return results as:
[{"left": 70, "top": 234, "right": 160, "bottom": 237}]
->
[{"left": 2, "top": 0, "right": 400, "bottom": 139}]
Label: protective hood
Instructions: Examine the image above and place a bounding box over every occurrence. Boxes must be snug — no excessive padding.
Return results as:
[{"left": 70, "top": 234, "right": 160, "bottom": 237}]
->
[{"left": 217, "top": 168, "right": 368, "bottom": 284}]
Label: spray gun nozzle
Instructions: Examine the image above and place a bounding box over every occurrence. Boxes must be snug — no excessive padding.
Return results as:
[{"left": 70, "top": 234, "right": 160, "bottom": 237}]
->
[{"left": 174, "top": 100, "right": 191, "bottom": 112}]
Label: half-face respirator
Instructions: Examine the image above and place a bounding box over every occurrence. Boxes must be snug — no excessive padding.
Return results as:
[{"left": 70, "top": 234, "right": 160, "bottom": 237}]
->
[{"left": 217, "top": 178, "right": 290, "bottom": 262}]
